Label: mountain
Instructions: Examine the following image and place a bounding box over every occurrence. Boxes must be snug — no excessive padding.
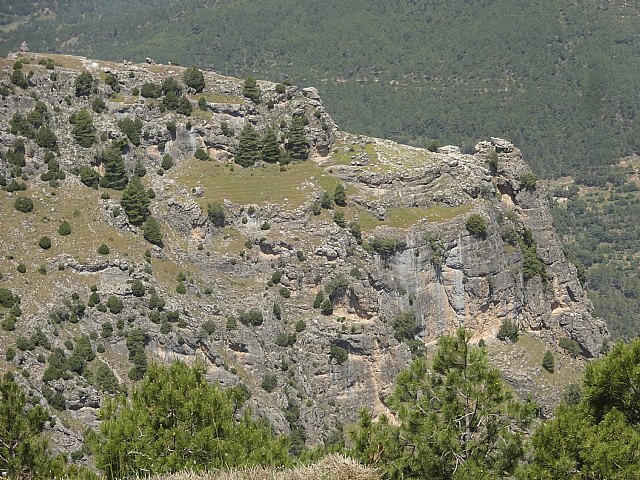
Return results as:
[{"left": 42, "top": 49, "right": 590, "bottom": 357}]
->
[
  {"left": 0, "top": 51, "right": 606, "bottom": 461},
  {"left": 2, "top": 1, "right": 640, "bottom": 178}
]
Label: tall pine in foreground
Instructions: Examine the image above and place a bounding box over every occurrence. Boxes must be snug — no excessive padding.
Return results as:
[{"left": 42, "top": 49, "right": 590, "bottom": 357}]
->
[
  {"left": 235, "top": 123, "right": 261, "bottom": 167},
  {"left": 90, "top": 362, "right": 290, "bottom": 479},
  {"left": 120, "top": 176, "right": 150, "bottom": 225},
  {"left": 352, "top": 328, "right": 536, "bottom": 479}
]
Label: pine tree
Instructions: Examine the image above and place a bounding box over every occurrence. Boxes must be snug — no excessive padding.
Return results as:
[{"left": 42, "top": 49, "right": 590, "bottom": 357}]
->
[
  {"left": 334, "top": 184, "right": 347, "bottom": 206},
  {"left": 287, "top": 117, "right": 309, "bottom": 161},
  {"left": 90, "top": 362, "right": 290, "bottom": 479},
  {"left": 183, "top": 65, "right": 205, "bottom": 93},
  {"left": 261, "top": 128, "right": 281, "bottom": 163},
  {"left": 542, "top": 350, "right": 555, "bottom": 373},
  {"left": 99, "top": 146, "right": 128, "bottom": 190},
  {"left": 242, "top": 75, "right": 261, "bottom": 102},
  {"left": 235, "top": 123, "right": 261, "bottom": 167},
  {"left": 120, "top": 176, "right": 150, "bottom": 225},
  {"left": 0, "top": 374, "right": 51, "bottom": 478},
  {"left": 352, "top": 328, "right": 536, "bottom": 479},
  {"left": 75, "top": 70, "right": 94, "bottom": 96},
  {"left": 143, "top": 217, "right": 163, "bottom": 247},
  {"left": 70, "top": 109, "right": 96, "bottom": 147}
]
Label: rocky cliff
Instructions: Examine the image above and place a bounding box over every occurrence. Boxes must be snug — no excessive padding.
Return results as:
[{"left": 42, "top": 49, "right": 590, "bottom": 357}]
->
[{"left": 0, "top": 52, "right": 607, "bottom": 458}]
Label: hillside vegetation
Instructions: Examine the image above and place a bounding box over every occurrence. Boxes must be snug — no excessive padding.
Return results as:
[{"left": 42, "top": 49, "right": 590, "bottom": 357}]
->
[{"left": 3, "top": 1, "right": 640, "bottom": 177}]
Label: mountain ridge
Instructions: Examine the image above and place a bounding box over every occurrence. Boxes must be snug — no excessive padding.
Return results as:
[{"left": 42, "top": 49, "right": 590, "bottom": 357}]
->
[{"left": 0, "top": 51, "right": 606, "bottom": 459}]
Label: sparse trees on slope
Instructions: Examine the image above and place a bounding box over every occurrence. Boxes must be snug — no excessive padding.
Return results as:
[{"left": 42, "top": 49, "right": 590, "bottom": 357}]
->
[{"left": 90, "top": 362, "right": 290, "bottom": 479}]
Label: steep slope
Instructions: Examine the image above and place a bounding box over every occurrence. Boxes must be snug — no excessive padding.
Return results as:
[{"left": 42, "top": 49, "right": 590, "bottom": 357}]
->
[{"left": 0, "top": 53, "right": 606, "bottom": 458}]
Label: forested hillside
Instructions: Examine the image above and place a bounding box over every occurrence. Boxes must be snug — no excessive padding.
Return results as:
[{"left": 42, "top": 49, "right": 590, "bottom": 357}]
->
[{"left": 3, "top": 0, "right": 640, "bottom": 177}]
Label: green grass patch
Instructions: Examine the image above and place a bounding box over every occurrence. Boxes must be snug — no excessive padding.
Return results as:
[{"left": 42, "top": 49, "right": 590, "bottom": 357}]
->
[{"left": 172, "top": 158, "right": 340, "bottom": 209}]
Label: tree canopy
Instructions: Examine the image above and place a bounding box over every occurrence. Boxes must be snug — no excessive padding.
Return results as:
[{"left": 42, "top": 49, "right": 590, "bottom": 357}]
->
[
  {"left": 90, "top": 362, "right": 290, "bottom": 479},
  {"left": 352, "top": 328, "right": 536, "bottom": 479}
]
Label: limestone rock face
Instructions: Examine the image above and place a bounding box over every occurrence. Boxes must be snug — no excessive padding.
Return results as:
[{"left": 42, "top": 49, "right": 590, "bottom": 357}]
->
[{"left": 0, "top": 55, "right": 607, "bottom": 453}]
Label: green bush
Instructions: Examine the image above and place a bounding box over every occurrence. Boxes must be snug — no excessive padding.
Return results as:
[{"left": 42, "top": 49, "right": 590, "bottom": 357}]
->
[
  {"left": 242, "top": 75, "right": 261, "bottom": 102},
  {"left": 559, "top": 337, "right": 581, "bottom": 356},
  {"left": 14, "top": 196, "right": 34, "bottom": 213},
  {"left": 161, "top": 154, "right": 174, "bottom": 170},
  {"left": 0, "top": 289, "right": 19, "bottom": 309},
  {"left": 279, "top": 287, "right": 291, "bottom": 298},
  {"left": 207, "top": 202, "right": 225, "bottom": 226},
  {"left": 329, "top": 344, "right": 348, "bottom": 364},
  {"left": 183, "top": 65, "right": 205, "bottom": 92},
  {"left": 542, "top": 350, "right": 555, "bottom": 373},
  {"left": 98, "top": 244, "right": 110, "bottom": 255},
  {"left": 106, "top": 296, "right": 123, "bottom": 315},
  {"left": 393, "top": 312, "right": 419, "bottom": 342},
  {"left": 497, "top": 319, "right": 518, "bottom": 343},
  {"left": 75, "top": 70, "right": 94, "bottom": 96},
  {"left": 58, "top": 221, "right": 72, "bottom": 236},
  {"left": 38, "top": 236, "right": 52, "bottom": 250},
  {"left": 295, "top": 319, "right": 306, "bottom": 332},
  {"left": 238, "top": 309, "right": 263, "bottom": 326},
  {"left": 320, "top": 299, "right": 334, "bottom": 316},
  {"left": 143, "top": 217, "right": 163, "bottom": 247},
  {"left": 194, "top": 148, "right": 209, "bottom": 161},
  {"left": 466, "top": 214, "right": 487, "bottom": 236},
  {"left": 16, "top": 263, "right": 26, "bottom": 274},
  {"left": 519, "top": 172, "right": 538, "bottom": 190},
  {"left": 176, "top": 282, "right": 186, "bottom": 294}
]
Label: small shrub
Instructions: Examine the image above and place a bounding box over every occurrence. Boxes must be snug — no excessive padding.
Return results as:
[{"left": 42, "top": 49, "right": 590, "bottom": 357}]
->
[
  {"left": 58, "top": 221, "right": 72, "bottom": 236},
  {"left": 295, "top": 319, "right": 306, "bottom": 332},
  {"left": 279, "top": 287, "right": 291, "bottom": 298},
  {"left": 329, "top": 344, "right": 348, "bottom": 364},
  {"left": 393, "top": 312, "right": 419, "bottom": 342},
  {"left": 106, "top": 296, "right": 123, "bottom": 315},
  {"left": 161, "top": 154, "right": 174, "bottom": 170},
  {"left": 14, "top": 196, "right": 34, "bottom": 213},
  {"left": 260, "top": 222, "right": 271, "bottom": 231},
  {"left": 519, "top": 172, "right": 538, "bottom": 190},
  {"left": 238, "top": 309, "right": 263, "bottom": 326},
  {"left": 201, "top": 320, "right": 216, "bottom": 336},
  {"left": 98, "top": 244, "right": 110, "bottom": 255},
  {"left": 194, "top": 148, "right": 209, "bottom": 161},
  {"left": 559, "top": 337, "right": 581, "bottom": 356},
  {"left": 38, "top": 236, "right": 52, "bottom": 250},
  {"left": 320, "top": 299, "right": 334, "bottom": 316},
  {"left": 542, "top": 350, "right": 555, "bottom": 373},
  {"left": 176, "top": 282, "right": 186, "bottom": 294},
  {"left": 497, "top": 319, "right": 518, "bottom": 343},
  {"left": 466, "top": 214, "right": 487, "bottom": 236},
  {"left": 261, "top": 374, "right": 277, "bottom": 392},
  {"left": 16, "top": 263, "right": 26, "bottom": 274}
]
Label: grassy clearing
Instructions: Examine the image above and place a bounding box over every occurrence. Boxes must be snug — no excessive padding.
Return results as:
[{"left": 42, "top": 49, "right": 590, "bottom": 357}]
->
[
  {"left": 172, "top": 158, "right": 337, "bottom": 209},
  {"left": 148, "top": 455, "right": 379, "bottom": 480},
  {"left": 203, "top": 92, "right": 245, "bottom": 104},
  {"left": 328, "top": 140, "right": 379, "bottom": 166}
]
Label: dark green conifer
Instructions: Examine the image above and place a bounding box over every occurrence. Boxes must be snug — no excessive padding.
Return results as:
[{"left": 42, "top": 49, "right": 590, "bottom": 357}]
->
[
  {"left": 242, "top": 75, "right": 261, "bottom": 102},
  {"left": 261, "top": 128, "right": 281, "bottom": 163},
  {"left": 287, "top": 117, "right": 309, "bottom": 161},
  {"left": 99, "top": 147, "right": 128, "bottom": 190},
  {"left": 235, "top": 123, "right": 261, "bottom": 167},
  {"left": 120, "top": 176, "right": 150, "bottom": 225}
]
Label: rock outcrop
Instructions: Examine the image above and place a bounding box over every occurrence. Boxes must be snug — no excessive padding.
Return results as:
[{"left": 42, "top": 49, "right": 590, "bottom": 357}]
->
[{"left": 0, "top": 53, "right": 607, "bottom": 456}]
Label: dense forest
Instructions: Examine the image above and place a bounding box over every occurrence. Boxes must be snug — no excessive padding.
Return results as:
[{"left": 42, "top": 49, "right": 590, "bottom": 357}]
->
[{"left": 3, "top": 0, "right": 640, "bottom": 178}]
